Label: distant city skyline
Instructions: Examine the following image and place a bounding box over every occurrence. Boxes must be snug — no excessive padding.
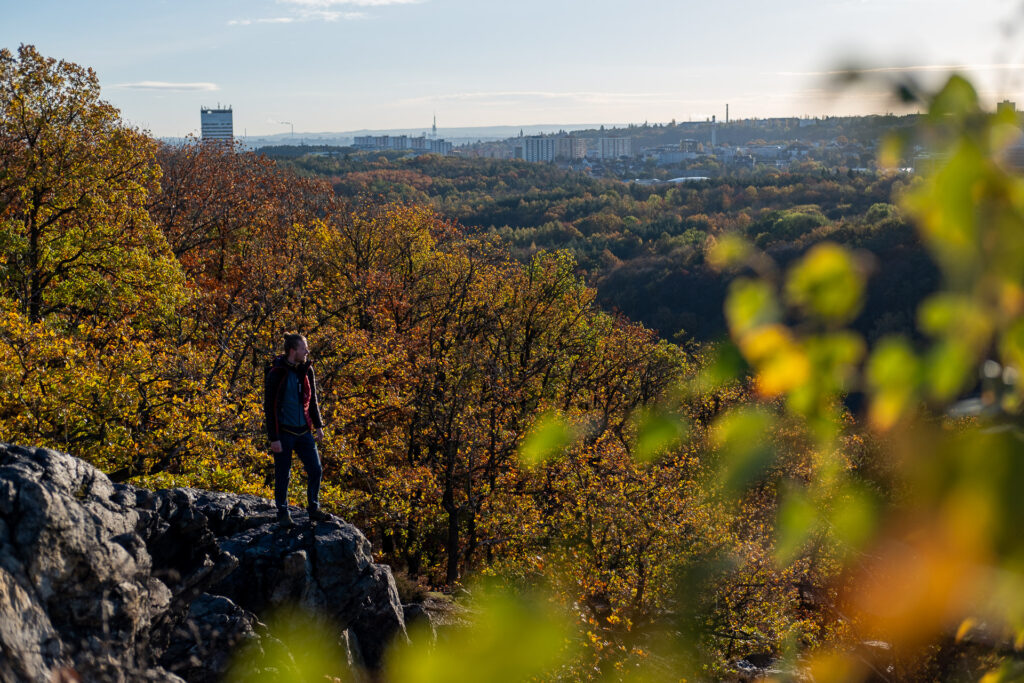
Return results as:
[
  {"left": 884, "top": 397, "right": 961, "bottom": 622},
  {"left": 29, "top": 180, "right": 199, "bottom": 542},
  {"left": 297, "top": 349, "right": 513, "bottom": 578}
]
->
[{"left": 3, "top": 0, "right": 1023, "bottom": 138}]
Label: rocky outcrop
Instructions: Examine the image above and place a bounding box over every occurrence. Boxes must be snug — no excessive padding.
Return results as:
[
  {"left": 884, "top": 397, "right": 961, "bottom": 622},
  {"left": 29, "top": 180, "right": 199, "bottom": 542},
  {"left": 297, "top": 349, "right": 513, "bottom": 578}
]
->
[{"left": 0, "top": 442, "right": 407, "bottom": 682}]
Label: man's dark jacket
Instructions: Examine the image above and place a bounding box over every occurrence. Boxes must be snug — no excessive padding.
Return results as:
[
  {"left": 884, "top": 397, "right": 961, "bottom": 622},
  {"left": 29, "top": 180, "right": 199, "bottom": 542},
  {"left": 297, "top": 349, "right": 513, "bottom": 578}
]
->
[{"left": 264, "top": 355, "right": 324, "bottom": 442}]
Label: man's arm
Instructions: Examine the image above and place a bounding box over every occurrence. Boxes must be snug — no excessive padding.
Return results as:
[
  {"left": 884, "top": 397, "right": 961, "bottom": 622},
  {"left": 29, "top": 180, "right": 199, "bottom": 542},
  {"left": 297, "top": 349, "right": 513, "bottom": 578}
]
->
[{"left": 307, "top": 365, "right": 324, "bottom": 430}]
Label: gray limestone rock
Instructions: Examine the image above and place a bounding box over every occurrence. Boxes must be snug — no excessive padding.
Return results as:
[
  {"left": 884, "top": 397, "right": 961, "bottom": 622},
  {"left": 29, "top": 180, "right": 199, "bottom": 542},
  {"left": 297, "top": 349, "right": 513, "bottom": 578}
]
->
[
  {"left": 212, "top": 502, "right": 409, "bottom": 669},
  {"left": 0, "top": 442, "right": 406, "bottom": 682},
  {"left": 158, "top": 593, "right": 268, "bottom": 682},
  {"left": 402, "top": 602, "right": 436, "bottom": 646}
]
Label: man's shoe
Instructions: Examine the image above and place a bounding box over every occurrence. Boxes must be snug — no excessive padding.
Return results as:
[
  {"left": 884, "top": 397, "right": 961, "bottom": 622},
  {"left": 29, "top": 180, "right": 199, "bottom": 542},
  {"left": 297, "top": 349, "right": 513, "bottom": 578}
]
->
[
  {"left": 308, "top": 508, "right": 330, "bottom": 523},
  {"left": 277, "top": 509, "right": 294, "bottom": 527}
]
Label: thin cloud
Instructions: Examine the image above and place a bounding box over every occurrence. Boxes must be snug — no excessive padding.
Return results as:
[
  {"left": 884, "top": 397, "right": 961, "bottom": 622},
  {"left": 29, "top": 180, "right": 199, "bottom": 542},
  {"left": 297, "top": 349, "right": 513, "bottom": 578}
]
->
[
  {"left": 401, "top": 91, "right": 736, "bottom": 107},
  {"left": 229, "top": 7, "right": 370, "bottom": 25},
  {"left": 228, "top": 17, "right": 296, "bottom": 25},
  {"left": 778, "top": 63, "right": 1024, "bottom": 76},
  {"left": 279, "top": 0, "right": 421, "bottom": 6},
  {"left": 114, "top": 81, "right": 220, "bottom": 91},
  {"left": 307, "top": 9, "right": 368, "bottom": 20}
]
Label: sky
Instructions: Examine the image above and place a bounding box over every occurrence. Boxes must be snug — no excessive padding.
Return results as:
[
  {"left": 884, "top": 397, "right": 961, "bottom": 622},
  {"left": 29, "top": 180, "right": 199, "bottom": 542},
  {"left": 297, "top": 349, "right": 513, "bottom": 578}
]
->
[{"left": 3, "top": 0, "right": 1024, "bottom": 138}]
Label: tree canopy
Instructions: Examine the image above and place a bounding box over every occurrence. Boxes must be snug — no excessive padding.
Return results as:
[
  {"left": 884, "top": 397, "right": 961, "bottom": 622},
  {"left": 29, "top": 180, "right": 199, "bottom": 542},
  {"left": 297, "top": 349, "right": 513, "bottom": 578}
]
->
[{"left": 0, "top": 44, "right": 183, "bottom": 326}]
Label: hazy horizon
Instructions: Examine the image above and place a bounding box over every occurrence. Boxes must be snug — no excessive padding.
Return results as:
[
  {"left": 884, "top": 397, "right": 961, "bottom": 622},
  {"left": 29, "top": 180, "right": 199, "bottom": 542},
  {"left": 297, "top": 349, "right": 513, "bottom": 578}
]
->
[
  {"left": 4, "top": 0, "right": 1022, "bottom": 138},
  {"left": 214, "top": 114, "right": 920, "bottom": 148}
]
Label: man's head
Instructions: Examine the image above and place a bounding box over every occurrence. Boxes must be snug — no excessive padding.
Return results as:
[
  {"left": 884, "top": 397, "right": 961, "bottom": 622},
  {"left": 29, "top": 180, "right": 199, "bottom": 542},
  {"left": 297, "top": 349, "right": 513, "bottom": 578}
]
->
[{"left": 284, "top": 334, "right": 309, "bottom": 364}]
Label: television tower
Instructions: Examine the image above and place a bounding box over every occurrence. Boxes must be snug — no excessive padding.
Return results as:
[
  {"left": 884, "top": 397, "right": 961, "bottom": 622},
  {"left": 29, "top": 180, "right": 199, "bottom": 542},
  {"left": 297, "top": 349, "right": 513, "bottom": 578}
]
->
[{"left": 432, "top": 113, "right": 437, "bottom": 140}]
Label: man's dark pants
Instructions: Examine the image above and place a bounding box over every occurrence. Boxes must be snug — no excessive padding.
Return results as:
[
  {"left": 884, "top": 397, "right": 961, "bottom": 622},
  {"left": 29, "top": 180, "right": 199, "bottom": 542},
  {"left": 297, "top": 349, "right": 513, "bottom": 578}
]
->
[{"left": 274, "top": 431, "right": 322, "bottom": 512}]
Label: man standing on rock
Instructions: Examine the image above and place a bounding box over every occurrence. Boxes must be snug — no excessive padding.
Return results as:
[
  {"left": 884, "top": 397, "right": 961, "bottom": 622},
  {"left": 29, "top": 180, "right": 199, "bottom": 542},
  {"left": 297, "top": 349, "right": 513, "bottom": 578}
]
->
[{"left": 264, "top": 333, "right": 329, "bottom": 527}]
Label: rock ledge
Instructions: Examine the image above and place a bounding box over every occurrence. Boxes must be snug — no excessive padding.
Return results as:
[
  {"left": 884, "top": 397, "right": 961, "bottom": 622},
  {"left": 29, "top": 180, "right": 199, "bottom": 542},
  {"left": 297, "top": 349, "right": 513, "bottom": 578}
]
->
[{"left": 0, "top": 443, "right": 406, "bottom": 682}]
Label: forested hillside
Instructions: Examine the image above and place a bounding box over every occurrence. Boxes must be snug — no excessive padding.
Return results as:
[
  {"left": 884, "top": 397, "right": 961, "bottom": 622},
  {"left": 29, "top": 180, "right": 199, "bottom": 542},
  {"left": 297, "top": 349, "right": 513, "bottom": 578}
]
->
[{"left": 279, "top": 152, "right": 937, "bottom": 343}]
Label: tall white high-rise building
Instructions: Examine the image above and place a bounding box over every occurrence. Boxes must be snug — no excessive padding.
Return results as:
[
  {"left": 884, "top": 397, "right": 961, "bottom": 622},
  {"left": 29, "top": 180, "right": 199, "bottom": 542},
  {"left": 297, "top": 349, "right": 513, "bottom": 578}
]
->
[
  {"left": 201, "top": 106, "right": 233, "bottom": 141},
  {"left": 598, "top": 137, "right": 632, "bottom": 160},
  {"left": 555, "top": 136, "right": 586, "bottom": 161},
  {"left": 523, "top": 136, "right": 555, "bottom": 163}
]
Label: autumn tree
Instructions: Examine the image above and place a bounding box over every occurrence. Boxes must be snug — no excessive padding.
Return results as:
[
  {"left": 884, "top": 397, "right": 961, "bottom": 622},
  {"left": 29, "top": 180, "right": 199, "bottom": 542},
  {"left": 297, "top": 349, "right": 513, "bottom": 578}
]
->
[
  {"left": 0, "top": 44, "right": 183, "bottom": 326},
  {"left": 149, "top": 139, "right": 333, "bottom": 393},
  {"left": 0, "top": 47, "right": 241, "bottom": 485},
  {"left": 286, "top": 198, "right": 690, "bottom": 584}
]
